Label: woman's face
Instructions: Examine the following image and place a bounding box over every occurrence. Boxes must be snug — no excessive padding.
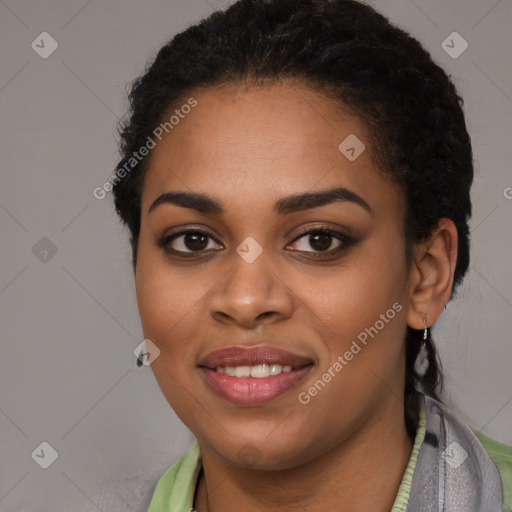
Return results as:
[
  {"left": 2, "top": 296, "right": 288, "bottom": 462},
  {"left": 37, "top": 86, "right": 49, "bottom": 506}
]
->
[{"left": 135, "top": 81, "right": 413, "bottom": 469}]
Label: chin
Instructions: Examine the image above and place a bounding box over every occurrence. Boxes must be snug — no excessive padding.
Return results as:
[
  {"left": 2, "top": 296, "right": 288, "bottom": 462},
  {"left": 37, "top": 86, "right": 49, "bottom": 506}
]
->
[{"left": 199, "top": 429, "right": 321, "bottom": 471}]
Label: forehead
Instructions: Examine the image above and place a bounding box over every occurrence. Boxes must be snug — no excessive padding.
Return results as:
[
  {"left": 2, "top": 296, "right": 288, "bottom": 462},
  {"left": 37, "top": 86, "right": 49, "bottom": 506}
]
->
[{"left": 141, "top": 81, "right": 403, "bottom": 219}]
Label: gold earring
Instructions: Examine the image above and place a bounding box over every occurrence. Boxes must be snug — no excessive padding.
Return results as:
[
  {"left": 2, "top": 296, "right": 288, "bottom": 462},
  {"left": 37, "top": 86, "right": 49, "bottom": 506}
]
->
[{"left": 423, "top": 317, "right": 430, "bottom": 343}]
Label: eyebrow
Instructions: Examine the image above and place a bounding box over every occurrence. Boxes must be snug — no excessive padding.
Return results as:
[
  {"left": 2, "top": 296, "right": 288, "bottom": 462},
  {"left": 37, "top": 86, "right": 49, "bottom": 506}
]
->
[{"left": 148, "top": 186, "right": 372, "bottom": 216}]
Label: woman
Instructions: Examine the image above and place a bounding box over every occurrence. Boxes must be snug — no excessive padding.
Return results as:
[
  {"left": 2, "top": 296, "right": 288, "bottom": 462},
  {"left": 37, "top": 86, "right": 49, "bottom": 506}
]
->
[{"left": 110, "top": 0, "right": 512, "bottom": 510}]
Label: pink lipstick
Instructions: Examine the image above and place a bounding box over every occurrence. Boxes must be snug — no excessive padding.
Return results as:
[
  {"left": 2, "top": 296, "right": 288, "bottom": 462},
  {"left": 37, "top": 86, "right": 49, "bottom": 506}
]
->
[{"left": 198, "top": 345, "right": 313, "bottom": 406}]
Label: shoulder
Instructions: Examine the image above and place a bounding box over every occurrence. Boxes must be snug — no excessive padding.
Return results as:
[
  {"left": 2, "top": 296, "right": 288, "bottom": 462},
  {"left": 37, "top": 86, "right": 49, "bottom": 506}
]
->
[
  {"left": 423, "top": 394, "right": 512, "bottom": 511},
  {"left": 472, "top": 429, "right": 512, "bottom": 511}
]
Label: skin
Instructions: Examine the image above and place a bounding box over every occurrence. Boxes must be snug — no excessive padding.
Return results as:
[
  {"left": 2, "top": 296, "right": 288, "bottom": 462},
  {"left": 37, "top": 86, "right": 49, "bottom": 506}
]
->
[{"left": 134, "top": 81, "right": 458, "bottom": 511}]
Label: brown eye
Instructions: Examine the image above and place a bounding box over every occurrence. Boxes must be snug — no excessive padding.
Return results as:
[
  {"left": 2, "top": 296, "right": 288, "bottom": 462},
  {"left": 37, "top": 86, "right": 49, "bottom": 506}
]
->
[
  {"left": 158, "top": 229, "right": 222, "bottom": 255},
  {"left": 288, "top": 228, "right": 352, "bottom": 254},
  {"left": 180, "top": 232, "right": 209, "bottom": 251}
]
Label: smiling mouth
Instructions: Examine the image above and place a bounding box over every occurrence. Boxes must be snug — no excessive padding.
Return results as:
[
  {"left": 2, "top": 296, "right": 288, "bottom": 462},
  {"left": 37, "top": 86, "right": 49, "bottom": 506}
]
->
[{"left": 198, "top": 345, "right": 314, "bottom": 406}]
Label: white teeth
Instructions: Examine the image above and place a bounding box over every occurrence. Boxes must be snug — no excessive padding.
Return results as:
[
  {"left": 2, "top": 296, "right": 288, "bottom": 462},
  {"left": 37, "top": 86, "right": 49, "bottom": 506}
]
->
[
  {"left": 250, "top": 364, "right": 270, "bottom": 378},
  {"left": 269, "top": 364, "right": 282, "bottom": 375},
  {"left": 234, "top": 366, "right": 251, "bottom": 378},
  {"left": 214, "top": 363, "right": 294, "bottom": 377}
]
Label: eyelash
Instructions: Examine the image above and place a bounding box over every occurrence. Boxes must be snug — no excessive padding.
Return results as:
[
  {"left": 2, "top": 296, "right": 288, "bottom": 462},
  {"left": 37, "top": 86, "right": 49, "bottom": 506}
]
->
[{"left": 156, "top": 226, "right": 356, "bottom": 260}]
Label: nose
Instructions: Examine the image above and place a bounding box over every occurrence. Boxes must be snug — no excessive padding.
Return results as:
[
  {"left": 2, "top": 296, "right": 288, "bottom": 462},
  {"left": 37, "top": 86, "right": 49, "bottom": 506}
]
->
[{"left": 208, "top": 250, "right": 295, "bottom": 329}]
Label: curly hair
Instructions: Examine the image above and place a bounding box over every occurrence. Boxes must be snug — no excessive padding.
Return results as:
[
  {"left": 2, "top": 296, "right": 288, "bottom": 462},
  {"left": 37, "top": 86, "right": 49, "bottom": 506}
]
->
[{"left": 111, "top": 0, "right": 473, "bottom": 438}]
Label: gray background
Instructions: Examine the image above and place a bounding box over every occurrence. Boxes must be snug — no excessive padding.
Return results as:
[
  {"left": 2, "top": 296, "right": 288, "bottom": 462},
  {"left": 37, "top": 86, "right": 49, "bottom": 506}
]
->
[{"left": 0, "top": 0, "right": 511, "bottom": 510}]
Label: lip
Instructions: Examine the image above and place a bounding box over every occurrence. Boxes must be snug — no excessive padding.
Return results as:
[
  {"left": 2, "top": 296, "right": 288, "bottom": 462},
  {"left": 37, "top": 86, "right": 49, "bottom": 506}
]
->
[
  {"left": 198, "top": 345, "right": 314, "bottom": 406},
  {"left": 198, "top": 345, "right": 313, "bottom": 369}
]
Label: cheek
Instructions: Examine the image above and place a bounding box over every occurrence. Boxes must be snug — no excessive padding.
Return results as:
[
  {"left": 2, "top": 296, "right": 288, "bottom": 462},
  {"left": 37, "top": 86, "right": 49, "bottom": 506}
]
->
[
  {"left": 316, "top": 281, "right": 407, "bottom": 381},
  {"left": 312, "top": 244, "right": 407, "bottom": 337},
  {"left": 306, "top": 239, "right": 409, "bottom": 390}
]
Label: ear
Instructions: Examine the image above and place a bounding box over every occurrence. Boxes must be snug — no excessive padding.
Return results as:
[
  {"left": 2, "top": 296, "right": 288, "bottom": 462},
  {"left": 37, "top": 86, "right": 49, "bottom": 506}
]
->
[{"left": 406, "top": 218, "right": 458, "bottom": 330}]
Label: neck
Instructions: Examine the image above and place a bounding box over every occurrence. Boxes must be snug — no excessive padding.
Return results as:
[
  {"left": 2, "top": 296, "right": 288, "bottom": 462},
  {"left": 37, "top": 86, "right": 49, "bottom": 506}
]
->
[{"left": 194, "top": 398, "right": 415, "bottom": 512}]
